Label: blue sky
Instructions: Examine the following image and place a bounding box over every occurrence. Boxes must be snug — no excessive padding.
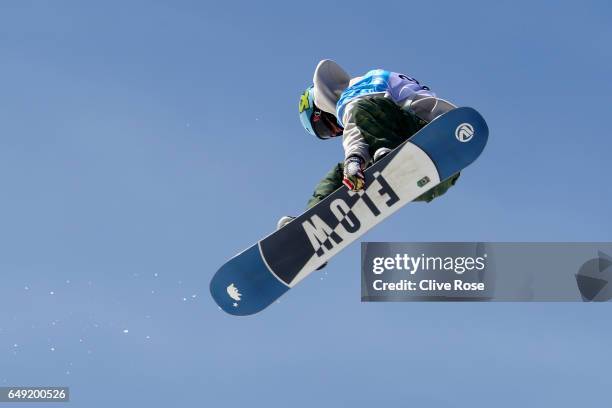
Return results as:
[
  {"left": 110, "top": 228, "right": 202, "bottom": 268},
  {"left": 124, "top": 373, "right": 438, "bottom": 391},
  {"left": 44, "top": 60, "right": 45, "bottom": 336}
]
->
[{"left": 0, "top": 1, "right": 611, "bottom": 406}]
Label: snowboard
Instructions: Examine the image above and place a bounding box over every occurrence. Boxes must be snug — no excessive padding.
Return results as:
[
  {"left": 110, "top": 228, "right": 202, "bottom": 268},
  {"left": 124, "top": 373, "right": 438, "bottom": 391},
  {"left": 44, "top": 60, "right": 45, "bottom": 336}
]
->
[{"left": 210, "top": 107, "right": 488, "bottom": 315}]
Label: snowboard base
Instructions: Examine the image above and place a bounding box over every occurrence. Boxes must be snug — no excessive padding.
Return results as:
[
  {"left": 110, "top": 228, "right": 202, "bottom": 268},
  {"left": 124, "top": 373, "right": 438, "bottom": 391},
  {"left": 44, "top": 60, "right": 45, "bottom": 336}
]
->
[{"left": 210, "top": 107, "right": 489, "bottom": 315}]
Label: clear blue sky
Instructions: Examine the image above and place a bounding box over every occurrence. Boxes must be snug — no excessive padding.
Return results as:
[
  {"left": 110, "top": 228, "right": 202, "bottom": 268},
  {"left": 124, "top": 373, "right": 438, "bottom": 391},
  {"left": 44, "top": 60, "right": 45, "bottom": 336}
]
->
[{"left": 1, "top": 1, "right": 611, "bottom": 406}]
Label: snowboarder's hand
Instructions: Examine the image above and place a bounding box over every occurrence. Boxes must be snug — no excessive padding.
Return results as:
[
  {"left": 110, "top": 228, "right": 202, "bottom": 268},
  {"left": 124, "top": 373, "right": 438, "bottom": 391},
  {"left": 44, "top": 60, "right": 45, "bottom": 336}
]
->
[{"left": 343, "top": 156, "right": 366, "bottom": 191}]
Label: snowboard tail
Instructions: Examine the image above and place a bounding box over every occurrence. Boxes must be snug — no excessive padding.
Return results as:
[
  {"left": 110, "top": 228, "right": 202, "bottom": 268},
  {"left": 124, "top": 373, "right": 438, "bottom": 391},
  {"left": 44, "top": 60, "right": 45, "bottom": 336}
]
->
[
  {"left": 210, "top": 107, "right": 489, "bottom": 315},
  {"left": 210, "top": 244, "right": 288, "bottom": 315}
]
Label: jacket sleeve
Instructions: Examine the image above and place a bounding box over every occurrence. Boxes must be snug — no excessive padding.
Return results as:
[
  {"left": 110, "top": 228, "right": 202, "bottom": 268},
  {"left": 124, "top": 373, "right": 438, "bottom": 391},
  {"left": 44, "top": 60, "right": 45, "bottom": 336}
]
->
[{"left": 341, "top": 101, "right": 372, "bottom": 163}]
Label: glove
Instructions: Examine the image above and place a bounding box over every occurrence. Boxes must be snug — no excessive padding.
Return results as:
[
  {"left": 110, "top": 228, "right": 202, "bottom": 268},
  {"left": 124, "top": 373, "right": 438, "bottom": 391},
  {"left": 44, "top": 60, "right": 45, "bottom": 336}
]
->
[{"left": 343, "top": 156, "right": 366, "bottom": 191}]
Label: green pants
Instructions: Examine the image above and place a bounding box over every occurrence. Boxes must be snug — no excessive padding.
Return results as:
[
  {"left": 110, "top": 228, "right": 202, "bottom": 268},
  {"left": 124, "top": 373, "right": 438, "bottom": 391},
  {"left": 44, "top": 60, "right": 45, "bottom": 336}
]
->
[{"left": 306, "top": 97, "right": 460, "bottom": 209}]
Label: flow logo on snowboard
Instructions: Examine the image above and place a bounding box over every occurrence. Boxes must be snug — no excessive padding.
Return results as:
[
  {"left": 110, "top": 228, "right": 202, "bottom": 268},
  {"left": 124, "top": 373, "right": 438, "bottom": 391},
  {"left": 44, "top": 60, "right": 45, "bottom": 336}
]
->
[{"left": 302, "top": 172, "right": 400, "bottom": 257}]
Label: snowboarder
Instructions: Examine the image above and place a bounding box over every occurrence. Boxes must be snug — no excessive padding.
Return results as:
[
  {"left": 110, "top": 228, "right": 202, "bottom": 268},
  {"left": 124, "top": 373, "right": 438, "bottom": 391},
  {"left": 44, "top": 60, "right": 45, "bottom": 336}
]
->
[
  {"left": 278, "top": 59, "right": 461, "bottom": 230},
  {"left": 211, "top": 59, "right": 488, "bottom": 315}
]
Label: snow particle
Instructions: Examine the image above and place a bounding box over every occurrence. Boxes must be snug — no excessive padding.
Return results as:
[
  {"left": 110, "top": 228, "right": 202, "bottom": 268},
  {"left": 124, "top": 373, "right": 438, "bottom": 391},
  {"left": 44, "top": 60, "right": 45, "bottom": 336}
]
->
[
  {"left": 122, "top": 329, "right": 129, "bottom": 334},
  {"left": 49, "top": 291, "right": 55, "bottom": 295}
]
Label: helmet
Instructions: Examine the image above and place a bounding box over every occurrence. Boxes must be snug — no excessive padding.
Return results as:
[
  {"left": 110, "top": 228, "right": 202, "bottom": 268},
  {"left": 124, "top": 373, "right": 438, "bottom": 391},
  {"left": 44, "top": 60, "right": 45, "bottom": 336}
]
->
[{"left": 298, "top": 86, "right": 343, "bottom": 140}]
